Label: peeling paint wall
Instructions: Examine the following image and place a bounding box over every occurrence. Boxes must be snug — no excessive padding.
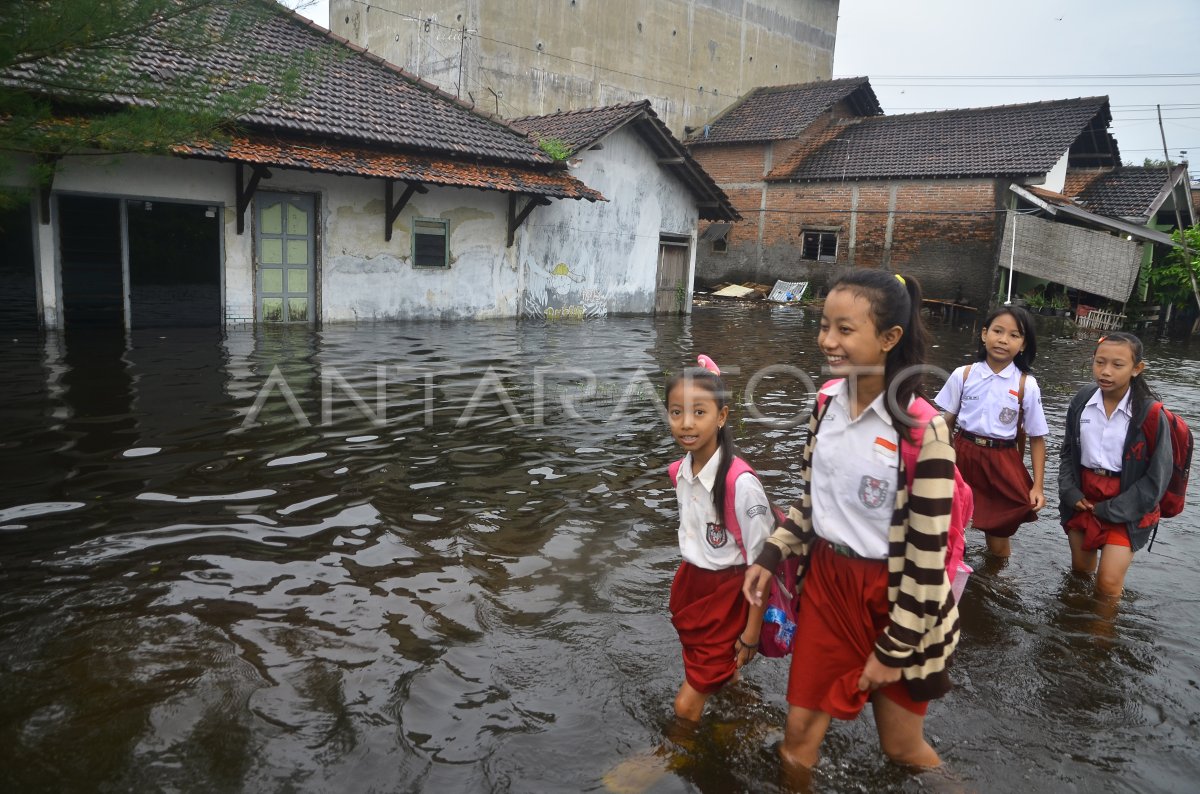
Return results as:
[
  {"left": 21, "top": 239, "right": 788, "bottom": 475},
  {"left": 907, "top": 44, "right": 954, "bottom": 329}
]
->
[
  {"left": 331, "top": 0, "right": 840, "bottom": 137},
  {"left": 518, "top": 126, "right": 699, "bottom": 318},
  {"left": 16, "top": 146, "right": 693, "bottom": 327}
]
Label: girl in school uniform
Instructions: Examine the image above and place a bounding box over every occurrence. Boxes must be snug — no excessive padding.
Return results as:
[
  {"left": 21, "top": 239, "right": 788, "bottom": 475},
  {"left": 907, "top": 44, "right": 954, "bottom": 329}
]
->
[
  {"left": 1059, "top": 332, "right": 1173, "bottom": 597},
  {"left": 934, "top": 306, "right": 1049, "bottom": 557},
  {"left": 743, "top": 270, "right": 959, "bottom": 772},
  {"left": 666, "top": 356, "right": 773, "bottom": 723}
]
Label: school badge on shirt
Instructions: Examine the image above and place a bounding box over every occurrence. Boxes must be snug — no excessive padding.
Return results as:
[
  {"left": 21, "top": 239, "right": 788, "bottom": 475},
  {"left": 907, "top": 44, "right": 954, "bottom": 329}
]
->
[
  {"left": 998, "top": 406, "right": 1018, "bottom": 424},
  {"left": 706, "top": 522, "right": 728, "bottom": 548},
  {"left": 859, "top": 475, "right": 889, "bottom": 509}
]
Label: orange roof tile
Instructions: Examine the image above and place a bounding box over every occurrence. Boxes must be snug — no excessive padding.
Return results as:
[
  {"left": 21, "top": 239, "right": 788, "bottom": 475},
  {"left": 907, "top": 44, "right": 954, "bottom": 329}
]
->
[{"left": 173, "top": 136, "right": 604, "bottom": 201}]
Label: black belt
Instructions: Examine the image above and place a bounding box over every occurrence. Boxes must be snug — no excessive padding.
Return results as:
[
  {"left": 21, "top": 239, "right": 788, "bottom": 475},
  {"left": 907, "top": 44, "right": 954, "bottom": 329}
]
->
[
  {"left": 958, "top": 429, "right": 1016, "bottom": 449},
  {"left": 819, "top": 538, "right": 875, "bottom": 560},
  {"left": 1089, "top": 467, "right": 1120, "bottom": 477}
]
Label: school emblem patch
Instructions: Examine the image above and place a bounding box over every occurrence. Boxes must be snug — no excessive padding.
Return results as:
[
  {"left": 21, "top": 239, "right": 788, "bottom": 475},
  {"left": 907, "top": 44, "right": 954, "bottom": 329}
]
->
[
  {"left": 998, "top": 406, "right": 1018, "bottom": 425},
  {"left": 859, "top": 476, "right": 888, "bottom": 509},
  {"left": 706, "top": 522, "right": 728, "bottom": 548}
]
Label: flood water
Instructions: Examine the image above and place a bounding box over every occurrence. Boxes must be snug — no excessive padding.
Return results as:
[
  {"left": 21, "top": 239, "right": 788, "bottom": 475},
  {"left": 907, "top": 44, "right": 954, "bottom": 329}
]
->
[{"left": 1, "top": 304, "right": 1198, "bottom": 793}]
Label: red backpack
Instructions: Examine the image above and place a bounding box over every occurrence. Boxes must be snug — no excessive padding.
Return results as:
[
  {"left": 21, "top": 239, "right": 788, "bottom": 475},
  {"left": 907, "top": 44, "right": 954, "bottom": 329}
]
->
[
  {"left": 668, "top": 456, "right": 796, "bottom": 657},
  {"left": 1142, "top": 402, "right": 1193, "bottom": 519},
  {"left": 817, "top": 381, "right": 974, "bottom": 602}
]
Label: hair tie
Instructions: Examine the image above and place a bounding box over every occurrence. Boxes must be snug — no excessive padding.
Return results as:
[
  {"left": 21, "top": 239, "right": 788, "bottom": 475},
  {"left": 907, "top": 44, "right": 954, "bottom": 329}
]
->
[
  {"left": 696, "top": 354, "right": 721, "bottom": 375},
  {"left": 895, "top": 274, "right": 906, "bottom": 286}
]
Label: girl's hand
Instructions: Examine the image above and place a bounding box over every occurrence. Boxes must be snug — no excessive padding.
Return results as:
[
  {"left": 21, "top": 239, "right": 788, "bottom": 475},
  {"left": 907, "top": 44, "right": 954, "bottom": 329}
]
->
[
  {"left": 742, "top": 564, "right": 773, "bottom": 607},
  {"left": 857, "top": 652, "right": 902, "bottom": 692},
  {"left": 1074, "top": 498, "right": 1094, "bottom": 512},
  {"left": 1029, "top": 488, "right": 1045, "bottom": 511},
  {"left": 735, "top": 636, "right": 758, "bottom": 668}
]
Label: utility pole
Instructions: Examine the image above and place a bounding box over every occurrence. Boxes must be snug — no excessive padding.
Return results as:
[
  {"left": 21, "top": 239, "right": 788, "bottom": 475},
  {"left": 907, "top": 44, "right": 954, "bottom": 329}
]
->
[{"left": 1157, "top": 104, "right": 1200, "bottom": 314}]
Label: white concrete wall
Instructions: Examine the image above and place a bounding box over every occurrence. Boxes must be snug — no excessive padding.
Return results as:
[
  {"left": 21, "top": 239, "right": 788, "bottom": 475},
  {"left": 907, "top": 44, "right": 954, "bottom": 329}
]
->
[
  {"left": 16, "top": 142, "right": 695, "bottom": 327},
  {"left": 1036, "top": 150, "right": 1070, "bottom": 194},
  {"left": 518, "top": 125, "right": 699, "bottom": 318}
]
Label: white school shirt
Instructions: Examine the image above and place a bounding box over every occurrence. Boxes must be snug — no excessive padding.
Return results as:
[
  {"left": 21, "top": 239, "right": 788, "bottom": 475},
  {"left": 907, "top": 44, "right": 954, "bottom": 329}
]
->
[
  {"left": 810, "top": 380, "right": 898, "bottom": 560},
  {"left": 676, "top": 451, "right": 774, "bottom": 570},
  {"left": 1079, "top": 387, "right": 1133, "bottom": 472},
  {"left": 934, "top": 362, "right": 1049, "bottom": 440}
]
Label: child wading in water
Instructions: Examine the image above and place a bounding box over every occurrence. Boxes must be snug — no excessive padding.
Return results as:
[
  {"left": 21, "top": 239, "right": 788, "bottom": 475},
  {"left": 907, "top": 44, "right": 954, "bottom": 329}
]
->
[
  {"left": 1059, "top": 332, "right": 1173, "bottom": 597},
  {"left": 743, "top": 270, "right": 959, "bottom": 774},
  {"left": 666, "top": 356, "right": 772, "bottom": 723},
  {"left": 934, "top": 306, "right": 1049, "bottom": 557}
]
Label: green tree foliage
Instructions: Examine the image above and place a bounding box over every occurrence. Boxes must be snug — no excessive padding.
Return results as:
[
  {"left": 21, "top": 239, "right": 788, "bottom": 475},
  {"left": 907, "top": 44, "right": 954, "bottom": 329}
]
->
[
  {"left": 1147, "top": 224, "right": 1200, "bottom": 309},
  {"left": 0, "top": 0, "right": 328, "bottom": 204}
]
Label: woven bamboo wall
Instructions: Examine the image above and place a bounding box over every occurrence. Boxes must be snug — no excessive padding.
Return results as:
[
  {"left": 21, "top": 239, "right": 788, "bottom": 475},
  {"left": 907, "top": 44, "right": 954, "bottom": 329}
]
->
[{"left": 999, "top": 213, "right": 1143, "bottom": 302}]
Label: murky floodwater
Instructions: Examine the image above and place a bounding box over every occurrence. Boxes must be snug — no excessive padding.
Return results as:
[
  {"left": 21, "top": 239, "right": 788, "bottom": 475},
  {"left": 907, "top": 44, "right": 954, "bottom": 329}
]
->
[{"left": 1, "top": 305, "right": 1198, "bottom": 793}]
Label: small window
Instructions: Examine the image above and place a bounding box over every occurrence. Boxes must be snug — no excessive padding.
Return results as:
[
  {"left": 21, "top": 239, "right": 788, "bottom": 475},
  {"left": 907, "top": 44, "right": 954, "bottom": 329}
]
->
[
  {"left": 711, "top": 237, "right": 728, "bottom": 253},
  {"left": 801, "top": 231, "right": 837, "bottom": 262},
  {"left": 700, "top": 221, "right": 731, "bottom": 254},
  {"left": 412, "top": 217, "right": 449, "bottom": 268}
]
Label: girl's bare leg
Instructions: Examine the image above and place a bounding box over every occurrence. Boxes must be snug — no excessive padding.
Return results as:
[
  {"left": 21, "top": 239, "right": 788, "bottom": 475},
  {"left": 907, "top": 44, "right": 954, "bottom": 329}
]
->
[
  {"left": 673, "top": 681, "right": 710, "bottom": 724},
  {"left": 780, "top": 705, "right": 832, "bottom": 773},
  {"left": 1094, "top": 543, "right": 1133, "bottom": 598},
  {"left": 1067, "top": 530, "right": 1098, "bottom": 575},
  {"left": 873, "top": 694, "right": 940, "bottom": 768},
  {"left": 984, "top": 534, "right": 1011, "bottom": 558}
]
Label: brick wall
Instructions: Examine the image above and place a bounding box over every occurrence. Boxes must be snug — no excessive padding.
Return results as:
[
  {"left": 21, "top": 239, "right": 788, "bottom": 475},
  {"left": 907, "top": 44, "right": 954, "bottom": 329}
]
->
[{"left": 695, "top": 174, "right": 1008, "bottom": 307}]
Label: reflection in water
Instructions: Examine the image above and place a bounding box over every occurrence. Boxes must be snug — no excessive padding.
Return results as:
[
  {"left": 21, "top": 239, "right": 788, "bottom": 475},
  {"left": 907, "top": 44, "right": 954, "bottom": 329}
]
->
[{"left": 0, "top": 307, "right": 1198, "bottom": 792}]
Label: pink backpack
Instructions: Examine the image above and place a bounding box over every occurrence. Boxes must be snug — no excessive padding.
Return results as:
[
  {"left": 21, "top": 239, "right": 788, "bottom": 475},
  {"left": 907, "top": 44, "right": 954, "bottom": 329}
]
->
[
  {"left": 668, "top": 456, "right": 798, "bottom": 657},
  {"left": 817, "top": 380, "right": 973, "bottom": 603}
]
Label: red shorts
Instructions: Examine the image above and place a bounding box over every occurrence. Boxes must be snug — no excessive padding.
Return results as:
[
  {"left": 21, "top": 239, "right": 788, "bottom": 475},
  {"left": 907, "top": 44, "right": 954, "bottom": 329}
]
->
[
  {"left": 787, "top": 541, "right": 927, "bottom": 719},
  {"left": 954, "top": 436, "right": 1036, "bottom": 537},
  {"left": 1063, "top": 469, "right": 1156, "bottom": 551},
  {"left": 670, "top": 561, "right": 748, "bottom": 694}
]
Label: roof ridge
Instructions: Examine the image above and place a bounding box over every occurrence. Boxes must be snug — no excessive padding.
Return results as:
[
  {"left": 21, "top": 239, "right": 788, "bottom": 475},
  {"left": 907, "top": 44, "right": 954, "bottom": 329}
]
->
[
  {"left": 270, "top": 0, "right": 552, "bottom": 163},
  {"left": 511, "top": 100, "right": 650, "bottom": 123},
  {"left": 869, "top": 95, "right": 1110, "bottom": 122},
  {"left": 749, "top": 76, "right": 870, "bottom": 95}
]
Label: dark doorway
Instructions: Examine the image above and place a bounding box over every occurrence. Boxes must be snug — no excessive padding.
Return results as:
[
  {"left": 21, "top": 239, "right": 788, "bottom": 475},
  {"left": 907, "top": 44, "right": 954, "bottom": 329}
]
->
[
  {"left": 0, "top": 203, "right": 39, "bottom": 330},
  {"left": 127, "top": 200, "right": 221, "bottom": 328},
  {"left": 58, "top": 195, "right": 124, "bottom": 327}
]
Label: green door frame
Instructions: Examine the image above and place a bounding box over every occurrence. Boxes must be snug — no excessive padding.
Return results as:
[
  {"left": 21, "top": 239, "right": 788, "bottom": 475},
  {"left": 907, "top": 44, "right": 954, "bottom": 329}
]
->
[{"left": 255, "top": 192, "right": 316, "bottom": 323}]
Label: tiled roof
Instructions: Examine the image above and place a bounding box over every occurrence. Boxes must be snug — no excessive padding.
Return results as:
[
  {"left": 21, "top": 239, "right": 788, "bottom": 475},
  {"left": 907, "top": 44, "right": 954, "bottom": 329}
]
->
[
  {"left": 1072, "top": 167, "right": 1173, "bottom": 218},
  {"left": 512, "top": 102, "right": 647, "bottom": 156},
  {"left": 773, "top": 97, "right": 1112, "bottom": 181},
  {"left": 513, "top": 101, "right": 739, "bottom": 220},
  {"left": 5, "top": 1, "right": 550, "bottom": 165},
  {"left": 687, "top": 77, "right": 882, "bottom": 145},
  {"left": 173, "top": 136, "right": 603, "bottom": 201}
]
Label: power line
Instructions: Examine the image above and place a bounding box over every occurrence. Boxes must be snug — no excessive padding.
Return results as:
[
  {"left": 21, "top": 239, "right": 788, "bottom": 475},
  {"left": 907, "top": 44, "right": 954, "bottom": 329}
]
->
[{"left": 846, "top": 72, "right": 1200, "bottom": 80}]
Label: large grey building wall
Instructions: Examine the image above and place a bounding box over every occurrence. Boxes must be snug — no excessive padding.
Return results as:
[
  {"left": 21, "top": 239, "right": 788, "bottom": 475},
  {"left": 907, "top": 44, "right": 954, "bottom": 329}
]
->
[{"left": 329, "top": 0, "right": 839, "bottom": 136}]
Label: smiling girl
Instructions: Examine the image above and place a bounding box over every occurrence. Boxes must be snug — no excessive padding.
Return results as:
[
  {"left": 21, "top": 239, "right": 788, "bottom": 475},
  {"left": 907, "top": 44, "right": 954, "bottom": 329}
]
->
[
  {"left": 743, "top": 270, "right": 959, "bottom": 774},
  {"left": 1059, "top": 332, "right": 1173, "bottom": 597},
  {"left": 934, "top": 306, "right": 1049, "bottom": 558},
  {"left": 665, "top": 356, "right": 772, "bottom": 723}
]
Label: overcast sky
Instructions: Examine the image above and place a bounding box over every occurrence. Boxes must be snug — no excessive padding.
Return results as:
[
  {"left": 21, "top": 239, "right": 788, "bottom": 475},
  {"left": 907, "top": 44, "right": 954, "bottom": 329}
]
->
[{"left": 294, "top": 0, "right": 1199, "bottom": 167}]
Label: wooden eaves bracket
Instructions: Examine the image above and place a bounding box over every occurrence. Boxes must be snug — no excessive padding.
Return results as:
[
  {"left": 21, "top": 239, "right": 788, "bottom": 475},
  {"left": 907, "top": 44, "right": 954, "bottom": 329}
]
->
[
  {"left": 385, "top": 179, "right": 428, "bottom": 241},
  {"left": 507, "top": 193, "right": 551, "bottom": 247},
  {"left": 235, "top": 162, "right": 272, "bottom": 235}
]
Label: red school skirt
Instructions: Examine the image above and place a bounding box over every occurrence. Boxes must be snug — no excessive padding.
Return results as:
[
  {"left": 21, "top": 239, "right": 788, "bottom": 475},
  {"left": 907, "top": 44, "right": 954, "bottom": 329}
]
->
[
  {"left": 788, "top": 540, "right": 927, "bottom": 719},
  {"left": 954, "top": 435, "right": 1036, "bottom": 537},
  {"left": 670, "top": 561, "right": 749, "bottom": 695},
  {"left": 1063, "top": 469, "right": 1158, "bottom": 551}
]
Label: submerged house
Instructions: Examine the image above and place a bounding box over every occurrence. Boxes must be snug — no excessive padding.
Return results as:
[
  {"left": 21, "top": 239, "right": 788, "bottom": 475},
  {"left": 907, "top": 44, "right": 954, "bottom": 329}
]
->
[
  {"left": 686, "top": 79, "right": 1160, "bottom": 310},
  {"left": 511, "top": 101, "right": 737, "bottom": 318},
  {"left": 0, "top": 4, "right": 722, "bottom": 329}
]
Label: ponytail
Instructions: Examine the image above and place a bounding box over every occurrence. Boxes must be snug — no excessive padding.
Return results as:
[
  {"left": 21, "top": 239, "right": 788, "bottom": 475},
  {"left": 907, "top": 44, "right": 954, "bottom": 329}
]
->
[{"left": 827, "top": 269, "right": 929, "bottom": 441}]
